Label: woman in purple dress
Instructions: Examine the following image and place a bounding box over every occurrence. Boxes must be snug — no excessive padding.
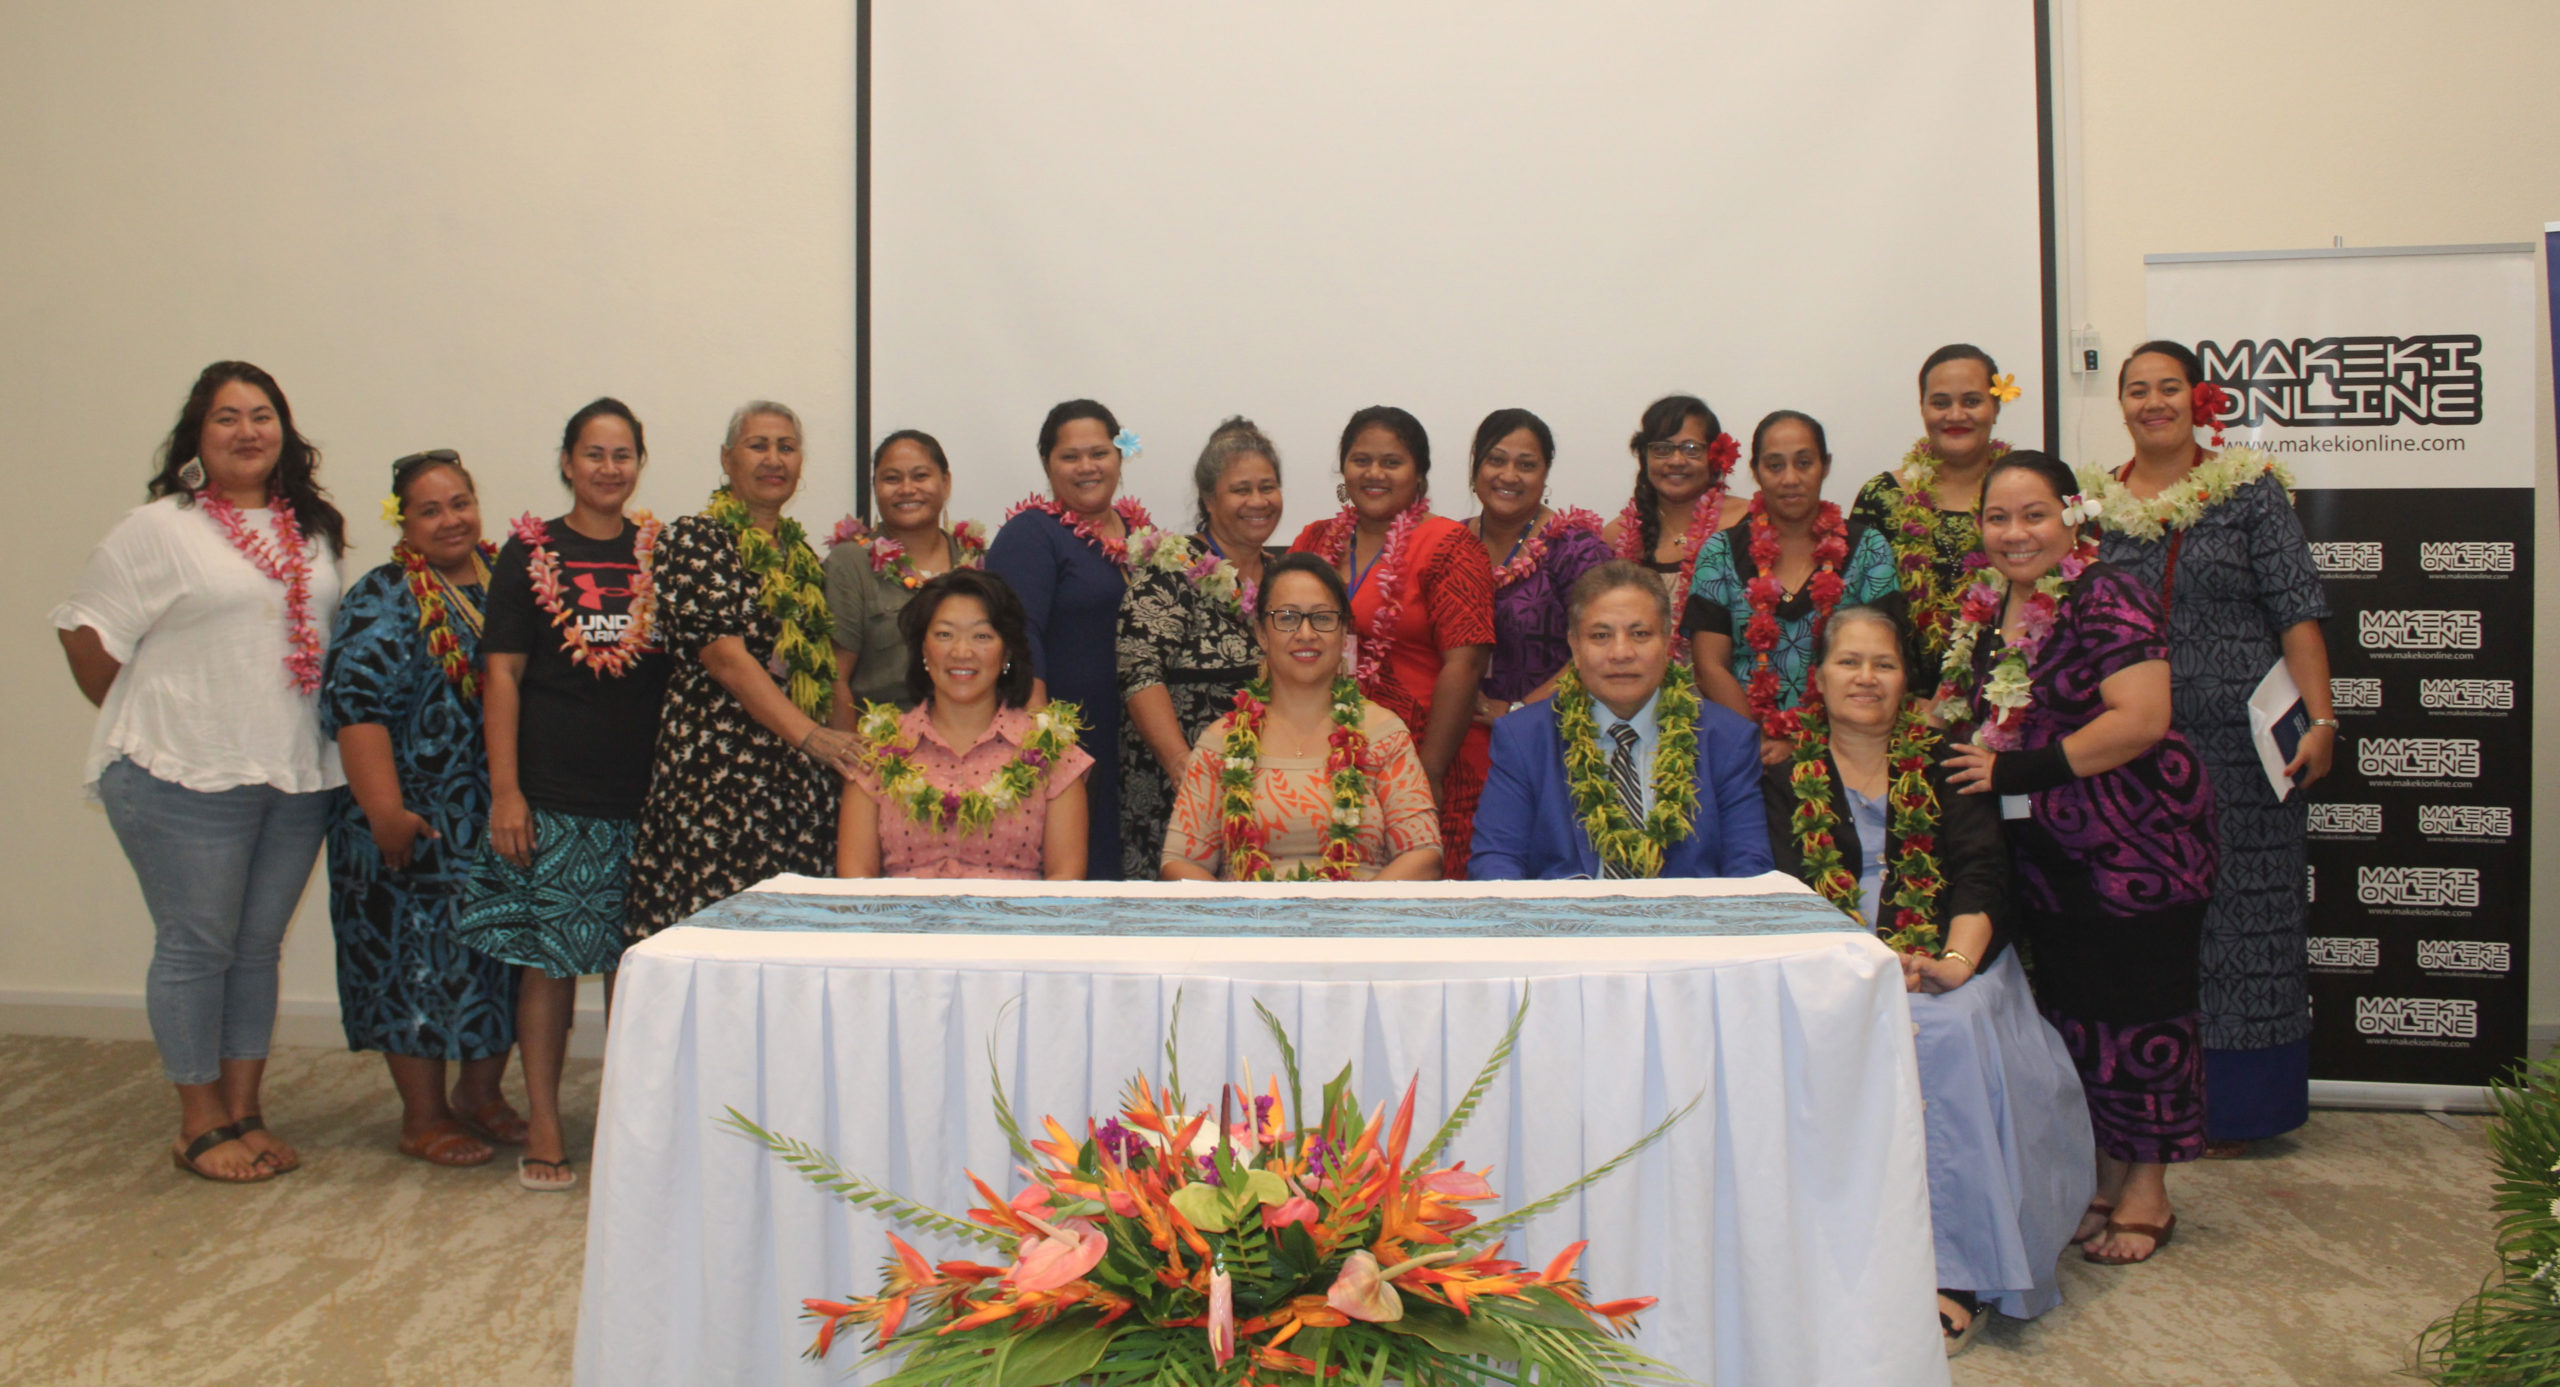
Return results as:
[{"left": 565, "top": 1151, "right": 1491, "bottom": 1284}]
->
[
  {"left": 1463, "top": 408, "right": 1612, "bottom": 725},
  {"left": 1942, "top": 451, "right": 2216, "bottom": 1270}
]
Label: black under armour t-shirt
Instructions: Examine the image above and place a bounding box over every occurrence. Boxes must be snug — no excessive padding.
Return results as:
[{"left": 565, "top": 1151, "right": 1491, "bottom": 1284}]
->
[{"left": 481, "top": 516, "right": 674, "bottom": 820}]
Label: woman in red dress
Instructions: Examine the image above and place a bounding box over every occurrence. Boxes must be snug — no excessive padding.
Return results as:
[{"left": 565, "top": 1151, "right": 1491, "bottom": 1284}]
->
[{"left": 1289, "top": 406, "right": 1494, "bottom": 877}]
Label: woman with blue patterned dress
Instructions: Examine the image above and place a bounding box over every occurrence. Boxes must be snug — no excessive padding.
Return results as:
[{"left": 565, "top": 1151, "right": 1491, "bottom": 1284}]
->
[{"left": 320, "top": 452, "right": 518, "bottom": 1169}]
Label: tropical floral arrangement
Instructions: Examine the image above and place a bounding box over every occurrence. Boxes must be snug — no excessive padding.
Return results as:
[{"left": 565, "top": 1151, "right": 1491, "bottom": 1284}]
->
[
  {"left": 726, "top": 998, "right": 1688, "bottom": 1387},
  {"left": 2417, "top": 1055, "right": 2560, "bottom": 1381}
]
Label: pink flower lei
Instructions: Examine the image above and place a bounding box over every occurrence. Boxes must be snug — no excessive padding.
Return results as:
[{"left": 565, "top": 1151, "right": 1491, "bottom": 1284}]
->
[
  {"left": 1004, "top": 494, "right": 1156, "bottom": 572},
  {"left": 198, "top": 491, "right": 322, "bottom": 694},
  {"left": 509, "top": 511, "right": 661, "bottom": 677},
  {"left": 1928, "top": 536, "right": 2101, "bottom": 750},
  {"left": 1612, "top": 434, "right": 1739, "bottom": 659},
  {"left": 1305, "top": 501, "right": 1427, "bottom": 689},
  {"left": 823, "top": 517, "right": 987, "bottom": 590},
  {"left": 1478, "top": 507, "right": 1604, "bottom": 591}
]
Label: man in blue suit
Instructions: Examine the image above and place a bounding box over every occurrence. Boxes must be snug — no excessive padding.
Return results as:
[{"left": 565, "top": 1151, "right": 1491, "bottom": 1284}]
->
[{"left": 1470, "top": 560, "right": 1774, "bottom": 880}]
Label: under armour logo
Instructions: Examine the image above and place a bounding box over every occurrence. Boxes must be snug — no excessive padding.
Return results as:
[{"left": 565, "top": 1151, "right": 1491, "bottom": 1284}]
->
[{"left": 571, "top": 572, "right": 634, "bottom": 610}]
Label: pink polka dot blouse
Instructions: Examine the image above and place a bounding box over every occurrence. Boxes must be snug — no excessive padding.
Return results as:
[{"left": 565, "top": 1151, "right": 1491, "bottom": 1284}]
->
[{"left": 848, "top": 703, "right": 1094, "bottom": 879}]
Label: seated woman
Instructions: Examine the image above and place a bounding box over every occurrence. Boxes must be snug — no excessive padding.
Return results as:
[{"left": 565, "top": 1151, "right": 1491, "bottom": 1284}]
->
[
  {"left": 837, "top": 568, "right": 1092, "bottom": 880},
  {"left": 1161, "top": 554, "right": 1442, "bottom": 881},
  {"left": 1762, "top": 605, "right": 2092, "bottom": 1354}
]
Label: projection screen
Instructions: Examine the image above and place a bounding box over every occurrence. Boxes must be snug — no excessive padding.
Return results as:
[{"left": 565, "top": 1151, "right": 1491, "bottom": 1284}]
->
[{"left": 869, "top": 1, "right": 2050, "bottom": 537}]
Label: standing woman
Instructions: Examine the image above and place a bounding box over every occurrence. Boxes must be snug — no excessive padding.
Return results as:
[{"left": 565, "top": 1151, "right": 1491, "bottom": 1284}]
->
[
  {"left": 986, "top": 399, "right": 1152, "bottom": 881},
  {"left": 1851, "top": 344, "right": 2020, "bottom": 694},
  {"left": 320, "top": 450, "right": 516, "bottom": 1168},
  {"left": 1941, "top": 451, "right": 2218, "bottom": 1268},
  {"left": 53, "top": 361, "right": 348, "bottom": 1182},
  {"left": 1115, "top": 417, "right": 1285, "bottom": 881},
  {"left": 1687, "top": 410, "right": 1900, "bottom": 761},
  {"left": 627, "top": 402, "right": 858, "bottom": 937},
  {"left": 459, "top": 397, "right": 672, "bottom": 1192},
  {"left": 825, "top": 429, "right": 986, "bottom": 720},
  {"left": 1289, "top": 406, "right": 1495, "bottom": 878},
  {"left": 2081, "top": 341, "right": 2334, "bottom": 1155},
  {"left": 1465, "top": 407, "right": 1612, "bottom": 723},
  {"left": 1602, "top": 394, "right": 1746, "bottom": 630}
]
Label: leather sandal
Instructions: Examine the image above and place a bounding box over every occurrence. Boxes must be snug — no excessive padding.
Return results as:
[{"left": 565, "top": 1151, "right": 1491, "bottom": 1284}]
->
[
  {"left": 232, "top": 1113, "right": 300, "bottom": 1173},
  {"left": 2083, "top": 1214, "right": 2176, "bottom": 1265},
  {"left": 171, "top": 1123, "right": 273, "bottom": 1183},
  {"left": 1938, "top": 1290, "right": 1984, "bottom": 1357},
  {"left": 399, "top": 1118, "right": 494, "bottom": 1168},
  {"left": 455, "top": 1098, "right": 529, "bottom": 1147},
  {"left": 517, "top": 1156, "right": 577, "bottom": 1192},
  {"left": 2071, "top": 1198, "right": 2115, "bottom": 1245}
]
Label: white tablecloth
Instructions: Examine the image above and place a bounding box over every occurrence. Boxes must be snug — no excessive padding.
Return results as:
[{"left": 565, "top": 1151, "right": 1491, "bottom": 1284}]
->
[{"left": 574, "top": 875, "right": 1949, "bottom": 1387}]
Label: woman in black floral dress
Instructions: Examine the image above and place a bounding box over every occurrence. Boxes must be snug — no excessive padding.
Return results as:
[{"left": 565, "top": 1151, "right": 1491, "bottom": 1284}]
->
[
  {"left": 626, "top": 402, "right": 863, "bottom": 936},
  {"left": 1116, "top": 418, "right": 1285, "bottom": 879}
]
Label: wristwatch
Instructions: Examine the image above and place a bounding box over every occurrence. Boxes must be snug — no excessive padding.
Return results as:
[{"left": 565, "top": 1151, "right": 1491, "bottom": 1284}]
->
[
  {"left": 1507, "top": 701, "right": 1524, "bottom": 715},
  {"left": 2309, "top": 717, "right": 2340, "bottom": 730}
]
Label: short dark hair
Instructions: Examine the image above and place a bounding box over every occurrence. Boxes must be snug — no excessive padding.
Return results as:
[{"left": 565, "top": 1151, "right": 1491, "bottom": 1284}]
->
[
  {"left": 874, "top": 428, "right": 950, "bottom": 473},
  {"left": 1254, "top": 552, "right": 1352, "bottom": 622},
  {"left": 2117, "top": 339, "right": 2205, "bottom": 391},
  {"left": 1626, "top": 394, "right": 1723, "bottom": 560},
  {"left": 1748, "top": 409, "right": 1830, "bottom": 473},
  {"left": 1978, "top": 449, "right": 2079, "bottom": 517},
  {"left": 1338, "top": 405, "right": 1432, "bottom": 488},
  {"left": 1469, "top": 408, "right": 1554, "bottom": 477},
  {"left": 1037, "top": 399, "right": 1120, "bottom": 463},
  {"left": 1918, "top": 343, "right": 1999, "bottom": 398},
  {"left": 899, "top": 568, "right": 1037, "bottom": 709},
  {"left": 558, "top": 397, "right": 647, "bottom": 487},
  {"left": 150, "top": 361, "right": 346, "bottom": 556},
  {"left": 1565, "top": 558, "right": 1671, "bottom": 630}
]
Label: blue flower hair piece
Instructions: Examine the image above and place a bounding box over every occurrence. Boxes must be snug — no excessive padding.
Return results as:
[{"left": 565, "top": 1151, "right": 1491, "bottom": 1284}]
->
[{"left": 1114, "top": 428, "right": 1142, "bottom": 460}]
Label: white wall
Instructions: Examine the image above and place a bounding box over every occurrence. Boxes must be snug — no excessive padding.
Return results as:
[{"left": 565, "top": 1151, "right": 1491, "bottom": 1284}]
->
[{"left": 7, "top": 1, "right": 2560, "bottom": 1040}]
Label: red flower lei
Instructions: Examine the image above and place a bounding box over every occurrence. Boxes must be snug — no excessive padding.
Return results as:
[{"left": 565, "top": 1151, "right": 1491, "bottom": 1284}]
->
[
  {"left": 1478, "top": 507, "right": 1604, "bottom": 591},
  {"left": 198, "top": 492, "right": 323, "bottom": 694},
  {"left": 510, "top": 511, "right": 661, "bottom": 677},
  {"left": 1003, "top": 494, "right": 1156, "bottom": 572},
  {"left": 1304, "top": 502, "right": 1428, "bottom": 689},
  {"left": 394, "top": 539, "right": 497, "bottom": 699},
  {"left": 824, "top": 517, "right": 988, "bottom": 590},
  {"left": 1613, "top": 435, "right": 1739, "bottom": 654},
  {"left": 1743, "top": 496, "right": 1850, "bottom": 738},
  {"left": 1217, "top": 675, "right": 1371, "bottom": 882}
]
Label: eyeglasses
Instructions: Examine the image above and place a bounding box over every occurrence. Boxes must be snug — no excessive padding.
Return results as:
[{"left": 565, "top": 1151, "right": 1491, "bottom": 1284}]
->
[
  {"left": 1645, "top": 440, "right": 1709, "bottom": 462},
  {"left": 1262, "top": 608, "right": 1344, "bottom": 633}
]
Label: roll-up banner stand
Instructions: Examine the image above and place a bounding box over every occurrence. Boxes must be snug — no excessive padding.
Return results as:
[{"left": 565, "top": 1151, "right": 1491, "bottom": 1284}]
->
[{"left": 2147, "top": 243, "right": 2538, "bottom": 1113}]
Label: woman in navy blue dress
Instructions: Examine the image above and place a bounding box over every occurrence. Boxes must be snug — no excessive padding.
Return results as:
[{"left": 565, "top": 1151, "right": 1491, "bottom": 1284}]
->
[
  {"left": 986, "top": 399, "right": 1150, "bottom": 880},
  {"left": 320, "top": 451, "right": 519, "bottom": 1168}
]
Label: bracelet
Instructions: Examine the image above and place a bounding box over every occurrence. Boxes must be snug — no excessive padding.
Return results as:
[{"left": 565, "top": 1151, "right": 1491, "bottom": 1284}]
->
[
  {"left": 1939, "top": 949, "right": 1975, "bottom": 970},
  {"left": 2309, "top": 717, "right": 2340, "bottom": 730},
  {"left": 799, "top": 727, "right": 832, "bottom": 755}
]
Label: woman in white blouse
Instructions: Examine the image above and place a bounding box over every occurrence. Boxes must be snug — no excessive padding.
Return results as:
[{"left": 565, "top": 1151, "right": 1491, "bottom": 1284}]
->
[{"left": 53, "top": 362, "right": 349, "bottom": 1183}]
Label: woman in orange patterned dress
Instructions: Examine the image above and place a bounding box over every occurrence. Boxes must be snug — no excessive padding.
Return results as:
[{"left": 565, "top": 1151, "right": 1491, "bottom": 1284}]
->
[{"left": 1161, "top": 555, "right": 1441, "bottom": 882}]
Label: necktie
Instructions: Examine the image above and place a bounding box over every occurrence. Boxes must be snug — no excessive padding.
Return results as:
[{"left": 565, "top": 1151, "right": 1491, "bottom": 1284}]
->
[{"left": 1603, "top": 722, "right": 1644, "bottom": 879}]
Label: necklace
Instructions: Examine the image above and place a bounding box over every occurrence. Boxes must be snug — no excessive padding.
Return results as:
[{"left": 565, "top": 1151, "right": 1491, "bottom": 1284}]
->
[
  {"left": 2075, "top": 446, "right": 2290, "bottom": 544},
  {"left": 1128, "top": 529, "right": 1259, "bottom": 627},
  {"left": 702, "top": 488, "right": 835, "bottom": 720},
  {"left": 198, "top": 492, "right": 322, "bottom": 695},
  {"left": 1887, "top": 438, "right": 2008, "bottom": 659},
  {"left": 1742, "top": 497, "right": 1850, "bottom": 736},
  {"left": 511, "top": 511, "right": 661, "bottom": 678},
  {"left": 1929, "top": 536, "right": 2101, "bottom": 749},
  {"left": 1786, "top": 705, "right": 1947, "bottom": 955},
  {"left": 1306, "top": 503, "right": 1427, "bottom": 689},
  {"left": 394, "top": 540, "right": 496, "bottom": 698},
  {"left": 1474, "top": 507, "right": 1603, "bottom": 591},
  {"left": 1216, "top": 675, "right": 1370, "bottom": 881},
  {"left": 825, "top": 518, "right": 988, "bottom": 590},
  {"left": 852, "top": 700, "right": 1083, "bottom": 832},
  {"left": 1004, "top": 494, "right": 1157, "bottom": 572},
  {"left": 1553, "top": 661, "right": 1702, "bottom": 879}
]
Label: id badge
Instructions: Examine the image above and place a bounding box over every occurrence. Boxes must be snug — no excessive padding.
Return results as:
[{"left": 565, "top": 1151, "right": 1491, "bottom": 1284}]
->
[{"left": 2001, "top": 794, "right": 2032, "bottom": 821}]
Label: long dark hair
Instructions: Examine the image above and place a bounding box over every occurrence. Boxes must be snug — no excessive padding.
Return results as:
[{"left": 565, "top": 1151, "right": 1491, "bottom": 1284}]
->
[
  {"left": 1338, "top": 406, "right": 1432, "bottom": 493},
  {"left": 900, "top": 568, "right": 1037, "bottom": 709},
  {"left": 557, "top": 397, "right": 648, "bottom": 486},
  {"left": 1626, "top": 394, "right": 1720, "bottom": 560},
  {"left": 150, "top": 361, "right": 344, "bottom": 555},
  {"left": 2117, "top": 339, "right": 2205, "bottom": 390},
  {"left": 1037, "top": 399, "right": 1120, "bottom": 464}
]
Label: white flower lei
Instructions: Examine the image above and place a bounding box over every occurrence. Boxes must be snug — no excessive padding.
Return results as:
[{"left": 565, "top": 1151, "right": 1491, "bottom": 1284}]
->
[{"left": 2074, "top": 446, "right": 2293, "bottom": 543}]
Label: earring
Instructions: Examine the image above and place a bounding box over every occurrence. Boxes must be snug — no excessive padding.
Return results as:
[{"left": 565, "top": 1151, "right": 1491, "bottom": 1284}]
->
[
  {"left": 177, "top": 457, "right": 207, "bottom": 491},
  {"left": 1336, "top": 480, "right": 1349, "bottom": 504},
  {"left": 1003, "top": 661, "right": 1014, "bottom": 676}
]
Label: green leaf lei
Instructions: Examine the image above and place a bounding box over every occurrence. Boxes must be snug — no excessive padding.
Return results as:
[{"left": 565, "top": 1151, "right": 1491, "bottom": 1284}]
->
[
  {"left": 1554, "top": 661, "right": 1701, "bottom": 879},
  {"left": 703, "top": 486, "right": 835, "bottom": 720},
  {"left": 853, "top": 699, "right": 1084, "bottom": 833},
  {"left": 1786, "top": 704, "right": 1947, "bottom": 956}
]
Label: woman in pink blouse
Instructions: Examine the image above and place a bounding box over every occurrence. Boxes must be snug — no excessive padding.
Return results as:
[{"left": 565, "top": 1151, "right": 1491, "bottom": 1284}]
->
[{"left": 837, "top": 569, "right": 1093, "bottom": 879}]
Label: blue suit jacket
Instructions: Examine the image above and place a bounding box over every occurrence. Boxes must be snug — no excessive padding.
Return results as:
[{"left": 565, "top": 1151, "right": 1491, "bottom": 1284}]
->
[{"left": 1468, "top": 694, "right": 1776, "bottom": 880}]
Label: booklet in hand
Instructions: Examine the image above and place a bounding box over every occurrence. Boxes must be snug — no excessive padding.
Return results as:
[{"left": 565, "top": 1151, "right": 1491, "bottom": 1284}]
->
[{"left": 2248, "top": 660, "right": 2311, "bottom": 799}]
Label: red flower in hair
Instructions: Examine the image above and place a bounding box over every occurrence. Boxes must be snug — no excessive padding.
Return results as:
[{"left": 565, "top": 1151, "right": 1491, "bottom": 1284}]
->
[{"left": 2190, "top": 381, "right": 2232, "bottom": 447}]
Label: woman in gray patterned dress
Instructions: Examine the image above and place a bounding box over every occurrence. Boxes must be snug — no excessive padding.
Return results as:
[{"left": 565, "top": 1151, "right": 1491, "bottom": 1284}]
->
[
  {"left": 1115, "top": 418, "right": 1284, "bottom": 879},
  {"left": 2085, "top": 341, "right": 2336, "bottom": 1155}
]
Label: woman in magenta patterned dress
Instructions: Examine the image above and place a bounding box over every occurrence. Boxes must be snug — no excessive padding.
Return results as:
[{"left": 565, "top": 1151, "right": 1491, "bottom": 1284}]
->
[
  {"left": 1463, "top": 408, "right": 1612, "bottom": 723},
  {"left": 1943, "top": 451, "right": 2216, "bottom": 1270}
]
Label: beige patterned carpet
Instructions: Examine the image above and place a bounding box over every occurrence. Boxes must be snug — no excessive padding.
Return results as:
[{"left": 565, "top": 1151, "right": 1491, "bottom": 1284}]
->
[{"left": 0, "top": 1033, "right": 2499, "bottom": 1385}]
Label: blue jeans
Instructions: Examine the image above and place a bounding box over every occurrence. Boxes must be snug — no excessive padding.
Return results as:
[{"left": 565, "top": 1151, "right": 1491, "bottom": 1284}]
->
[{"left": 98, "top": 757, "right": 331, "bottom": 1085}]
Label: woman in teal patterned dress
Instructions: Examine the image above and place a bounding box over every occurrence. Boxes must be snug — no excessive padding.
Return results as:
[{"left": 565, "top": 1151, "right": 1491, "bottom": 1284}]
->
[{"left": 321, "top": 451, "right": 519, "bottom": 1168}]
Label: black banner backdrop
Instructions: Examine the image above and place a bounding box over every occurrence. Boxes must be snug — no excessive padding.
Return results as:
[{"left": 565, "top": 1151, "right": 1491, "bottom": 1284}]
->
[{"left": 2149, "top": 243, "right": 2539, "bottom": 1098}]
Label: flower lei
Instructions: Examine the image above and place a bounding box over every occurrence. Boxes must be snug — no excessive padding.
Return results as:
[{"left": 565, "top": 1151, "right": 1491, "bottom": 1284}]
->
[
  {"left": 853, "top": 700, "right": 1082, "bottom": 832},
  {"left": 1215, "top": 675, "right": 1370, "bottom": 881},
  {"left": 1127, "top": 529, "right": 1258, "bottom": 627},
  {"left": 1479, "top": 507, "right": 1605, "bottom": 591},
  {"left": 1888, "top": 438, "right": 2009, "bottom": 658},
  {"left": 1930, "top": 533, "right": 2102, "bottom": 749},
  {"left": 1003, "top": 494, "right": 1157, "bottom": 573},
  {"left": 1554, "top": 661, "right": 1702, "bottom": 879},
  {"left": 394, "top": 539, "right": 497, "bottom": 699},
  {"left": 510, "top": 511, "right": 661, "bottom": 679},
  {"left": 197, "top": 492, "right": 323, "bottom": 695},
  {"left": 1612, "top": 435, "right": 1739, "bottom": 635},
  {"left": 1787, "top": 704, "right": 1947, "bottom": 955},
  {"left": 2073, "top": 446, "right": 2293, "bottom": 543},
  {"left": 823, "top": 517, "right": 989, "bottom": 589},
  {"left": 702, "top": 487, "right": 835, "bottom": 720},
  {"left": 1743, "top": 496, "right": 1849, "bottom": 737},
  {"left": 1305, "top": 502, "right": 1428, "bottom": 689}
]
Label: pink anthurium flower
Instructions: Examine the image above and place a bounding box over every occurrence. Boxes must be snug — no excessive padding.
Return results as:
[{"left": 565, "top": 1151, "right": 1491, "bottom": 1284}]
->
[
  {"left": 1010, "top": 1218, "right": 1109, "bottom": 1293},
  {"left": 1208, "top": 1266, "right": 1237, "bottom": 1365},
  {"left": 1420, "top": 1165, "right": 1496, "bottom": 1199},
  {"left": 1263, "top": 1195, "right": 1320, "bottom": 1232},
  {"left": 1325, "top": 1249, "right": 1404, "bottom": 1323}
]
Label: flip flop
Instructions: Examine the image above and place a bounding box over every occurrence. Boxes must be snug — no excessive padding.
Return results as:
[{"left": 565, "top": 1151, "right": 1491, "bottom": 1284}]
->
[
  {"left": 2071, "top": 1198, "right": 2115, "bottom": 1245},
  {"left": 1938, "top": 1290, "right": 1984, "bottom": 1358},
  {"left": 233, "top": 1114, "right": 300, "bottom": 1174},
  {"left": 399, "top": 1118, "right": 494, "bottom": 1168},
  {"left": 171, "top": 1124, "right": 274, "bottom": 1183},
  {"left": 2083, "top": 1214, "right": 2176, "bottom": 1265},
  {"left": 518, "top": 1156, "right": 578, "bottom": 1193},
  {"left": 456, "top": 1099, "right": 530, "bottom": 1147}
]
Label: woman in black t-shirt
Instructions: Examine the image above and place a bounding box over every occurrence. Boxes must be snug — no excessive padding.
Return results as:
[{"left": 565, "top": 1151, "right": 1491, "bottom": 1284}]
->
[{"left": 456, "top": 398, "right": 673, "bottom": 1193}]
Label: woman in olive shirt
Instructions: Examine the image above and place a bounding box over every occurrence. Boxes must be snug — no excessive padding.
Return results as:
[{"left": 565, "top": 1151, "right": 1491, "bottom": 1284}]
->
[{"left": 826, "top": 429, "right": 984, "bottom": 718}]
